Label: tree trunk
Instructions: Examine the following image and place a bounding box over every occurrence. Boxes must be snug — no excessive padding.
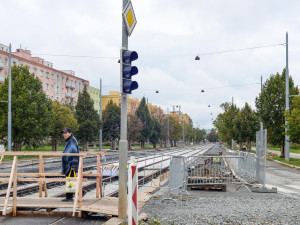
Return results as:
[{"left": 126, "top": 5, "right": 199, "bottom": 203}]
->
[
  {"left": 280, "top": 144, "right": 285, "bottom": 158},
  {"left": 93, "top": 142, "right": 96, "bottom": 149},
  {"left": 153, "top": 143, "right": 156, "bottom": 149},
  {"left": 52, "top": 139, "right": 59, "bottom": 151},
  {"left": 239, "top": 142, "right": 243, "bottom": 151},
  {"left": 141, "top": 141, "right": 145, "bottom": 149},
  {"left": 246, "top": 139, "right": 251, "bottom": 151},
  {"left": 128, "top": 140, "right": 132, "bottom": 150},
  {"left": 82, "top": 141, "right": 89, "bottom": 151},
  {"left": 112, "top": 140, "right": 116, "bottom": 150},
  {"left": 13, "top": 142, "right": 22, "bottom": 151}
]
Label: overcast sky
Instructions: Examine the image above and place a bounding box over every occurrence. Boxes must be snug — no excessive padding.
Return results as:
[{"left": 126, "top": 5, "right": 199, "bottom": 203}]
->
[{"left": 1, "top": 0, "right": 299, "bottom": 129}]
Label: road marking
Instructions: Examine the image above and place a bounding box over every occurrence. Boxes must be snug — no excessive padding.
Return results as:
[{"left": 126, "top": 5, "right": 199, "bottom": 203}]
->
[
  {"left": 285, "top": 184, "right": 300, "bottom": 190},
  {"left": 265, "top": 184, "right": 297, "bottom": 194}
]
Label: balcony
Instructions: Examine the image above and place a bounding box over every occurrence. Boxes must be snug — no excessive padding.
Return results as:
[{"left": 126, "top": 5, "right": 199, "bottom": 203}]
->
[
  {"left": 0, "top": 62, "right": 4, "bottom": 70},
  {"left": 65, "top": 82, "right": 76, "bottom": 89},
  {"left": 66, "top": 92, "right": 76, "bottom": 99}
]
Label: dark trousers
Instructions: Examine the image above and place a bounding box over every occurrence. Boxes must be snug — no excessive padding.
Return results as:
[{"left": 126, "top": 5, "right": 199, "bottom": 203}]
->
[{"left": 66, "top": 169, "right": 76, "bottom": 199}]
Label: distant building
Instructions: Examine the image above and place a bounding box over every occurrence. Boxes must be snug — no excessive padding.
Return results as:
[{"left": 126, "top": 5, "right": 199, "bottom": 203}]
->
[
  {"left": 0, "top": 44, "right": 89, "bottom": 105},
  {"left": 169, "top": 111, "right": 189, "bottom": 124},
  {"left": 89, "top": 86, "right": 100, "bottom": 113},
  {"left": 90, "top": 90, "right": 163, "bottom": 119}
]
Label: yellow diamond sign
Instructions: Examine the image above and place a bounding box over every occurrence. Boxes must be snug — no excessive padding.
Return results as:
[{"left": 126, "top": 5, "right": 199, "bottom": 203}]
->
[{"left": 123, "top": 1, "right": 137, "bottom": 36}]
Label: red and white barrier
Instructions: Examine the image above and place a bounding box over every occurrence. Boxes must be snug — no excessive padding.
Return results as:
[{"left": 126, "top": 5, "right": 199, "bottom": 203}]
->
[{"left": 128, "top": 156, "right": 138, "bottom": 225}]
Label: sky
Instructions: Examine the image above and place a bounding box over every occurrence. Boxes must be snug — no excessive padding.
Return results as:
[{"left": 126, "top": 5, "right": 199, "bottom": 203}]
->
[{"left": 1, "top": 0, "right": 300, "bottom": 129}]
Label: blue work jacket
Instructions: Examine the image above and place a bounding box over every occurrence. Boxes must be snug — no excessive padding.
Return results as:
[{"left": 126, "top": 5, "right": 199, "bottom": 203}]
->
[{"left": 61, "top": 135, "right": 79, "bottom": 175}]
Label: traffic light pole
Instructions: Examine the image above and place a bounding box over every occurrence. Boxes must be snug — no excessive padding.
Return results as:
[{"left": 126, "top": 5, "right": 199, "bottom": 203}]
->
[{"left": 118, "top": 0, "right": 129, "bottom": 219}]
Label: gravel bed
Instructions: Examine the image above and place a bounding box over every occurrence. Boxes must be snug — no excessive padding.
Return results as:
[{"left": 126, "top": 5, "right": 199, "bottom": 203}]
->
[{"left": 140, "top": 187, "right": 300, "bottom": 225}]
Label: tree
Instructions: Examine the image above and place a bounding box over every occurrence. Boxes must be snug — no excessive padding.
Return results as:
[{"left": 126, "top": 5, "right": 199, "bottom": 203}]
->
[
  {"left": 206, "top": 128, "right": 219, "bottom": 142},
  {"left": 149, "top": 117, "right": 162, "bottom": 149},
  {"left": 169, "top": 117, "right": 181, "bottom": 146},
  {"left": 0, "top": 65, "right": 53, "bottom": 151},
  {"left": 127, "top": 114, "right": 142, "bottom": 150},
  {"left": 49, "top": 101, "right": 78, "bottom": 151},
  {"left": 75, "top": 86, "right": 101, "bottom": 151},
  {"left": 136, "top": 97, "right": 153, "bottom": 149},
  {"left": 214, "top": 102, "right": 239, "bottom": 145},
  {"left": 255, "top": 69, "right": 298, "bottom": 157},
  {"left": 233, "top": 103, "right": 259, "bottom": 151},
  {"left": 285, "top": 96, "right": 300, "bottom": 144},
  {"left": 102, "top": 100, "right": 120, "bottom": 150},
  {"left": 185, "top": 117, "right": 194, "bottom": 144}
]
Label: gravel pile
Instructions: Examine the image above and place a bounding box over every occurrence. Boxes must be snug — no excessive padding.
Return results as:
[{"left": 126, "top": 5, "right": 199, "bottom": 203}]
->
[{"left": 140, "top": 188, "right": 300, "bottom": 225}]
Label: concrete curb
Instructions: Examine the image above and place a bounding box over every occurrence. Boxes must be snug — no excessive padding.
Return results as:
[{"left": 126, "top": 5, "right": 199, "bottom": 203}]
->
[{"left": 268, "top": 158, "right": 300, "bottom": 170}]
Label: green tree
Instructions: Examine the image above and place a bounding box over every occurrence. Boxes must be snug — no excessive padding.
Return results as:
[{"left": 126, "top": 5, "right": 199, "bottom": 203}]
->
[
  {"left": 49, "top": 101, "right": 78, "bottom": 151},
  {"left": 169, "top": 117, "right": 181, "bottom": 146},
  {"left": 102, "top": 100, "right": 120, "bottom": 150},
  {"left": 0, "top": 65, "right": 53, "bottom": 151},
  {"left": 75, "top": 86, "right": 101, "bottom": 151},
  {"left": 214, "top": 102, "right": 239, "bottom": 145},
  {"left": 194, "top": 128, "right": 206, "bottom": 144},
  {"left": 255, "top": 69, "right": 298, "bottom": 157},
  {"left": 127, "top": 114, "right": 142, "bottom": 150},
  {"left": 136, "top": 97, "right": 153, "bottom": 149},
  {"left": 149, "top": 117, "right": 162, "bottom": 149},
  {"left": 233, "top": 103, "right": 259, "bottom": 151},
  {"left": 285, "top": 96, "right": 300, "bottom": 144},
  {"left": 185, "top": 117, "right": 194, "bottom": 144},
  {"left": 206, "top": 128, "right": 219, "bottom": 142}
]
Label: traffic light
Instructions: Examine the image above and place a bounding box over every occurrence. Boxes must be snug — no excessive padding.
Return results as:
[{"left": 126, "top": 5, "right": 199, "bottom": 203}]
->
[{"left": 121, "top": 48, "right": 138, "bottom": 94}]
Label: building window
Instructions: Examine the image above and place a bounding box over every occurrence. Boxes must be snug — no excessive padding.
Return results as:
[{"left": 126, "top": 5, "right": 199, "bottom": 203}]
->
[
  {"left": 33, "top": 68, "right": 37, "bottom": 74},
  {"left": 62, "top": 88, "right": 64, "bottom": 93},
  {"left": 51, "top": 96, "right": 53, "bottom": 99},
  {"left": 40, "top": 70, "right": 44, "bottom": 77},
  {"left": 46, "top": 72, "right": 49, "bottom": 78},
  {"left": 46, "top": 83, "right": 49, "bottom": 90},
  {"left": 52, "top": 74, "right": 54, "bottom": 80},
  {"left": 51, "top": 85, "right": 54, "bottom": 90}
]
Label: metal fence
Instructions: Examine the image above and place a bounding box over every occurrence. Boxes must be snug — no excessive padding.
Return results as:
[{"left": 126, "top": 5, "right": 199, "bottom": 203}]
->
[{"left": 256, "top": 128, "right": 267, "bottom": 186}]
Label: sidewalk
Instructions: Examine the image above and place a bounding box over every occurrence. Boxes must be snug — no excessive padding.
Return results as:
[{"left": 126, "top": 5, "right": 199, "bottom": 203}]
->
[{"left": 251, "top": 147, "right": 300, "bottom": 159}]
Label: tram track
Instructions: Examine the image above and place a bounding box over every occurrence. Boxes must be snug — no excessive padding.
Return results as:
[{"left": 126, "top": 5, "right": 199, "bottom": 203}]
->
[{"left": 0, "top": 144, "right": 214, "bottom": 199}]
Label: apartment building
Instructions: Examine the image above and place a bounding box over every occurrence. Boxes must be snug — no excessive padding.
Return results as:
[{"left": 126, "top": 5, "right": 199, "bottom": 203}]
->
[
  {"left": 90, "top": 90, "right": 163, "bottom": 119},
  {"left": 0, "top": 44, "right": 89, "bottom": 104}
]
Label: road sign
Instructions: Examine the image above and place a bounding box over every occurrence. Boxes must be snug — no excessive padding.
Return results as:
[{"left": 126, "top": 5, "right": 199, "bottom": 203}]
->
[{"left": 122, "top": 1, "right": 137, "bottom": 36}]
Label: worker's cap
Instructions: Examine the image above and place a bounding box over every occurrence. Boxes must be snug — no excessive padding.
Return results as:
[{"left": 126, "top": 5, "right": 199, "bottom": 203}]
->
[{"left": 61, "top": 127, "right": 72, "bottom": 134}]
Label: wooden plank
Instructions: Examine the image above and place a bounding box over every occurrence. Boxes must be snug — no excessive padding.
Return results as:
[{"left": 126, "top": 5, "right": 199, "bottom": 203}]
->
[
  {"left": 39, "top": 155, "right": 43, "bottom": 198},
  {"left": 0, "top": 152, "right": 86, "bottom": 156},
  {"left": 40, "top": 155, "right": 48, "bottom": 197},
  {"left": 0, "top": 172, "right": 102, "bottom": 177},
  {"left": 0, "top": 207, "right": 12, "bottom": 215},
  {"left": 16, "top": 178, "right": 82, "bottom": 182},
  {"left": 73, "top": 156, "right": 83, "bottom": 217},
  {"left": 0, "top": 151, "right": 101, "bottom": 157},
  {"left": 152, "top": 179, "right": 159, "bottom": 187},
  {"left": 0, "top": 148, "right": 6, "bottom": 166},
  {"left": 78, "top": 156, "right": 83, "bottom": 208},
  {"left": 13, "top": 157, "right": 17, "bottom": 216},
  {"left": 3, "top": 156, "right": 17, "bottom": 216}
]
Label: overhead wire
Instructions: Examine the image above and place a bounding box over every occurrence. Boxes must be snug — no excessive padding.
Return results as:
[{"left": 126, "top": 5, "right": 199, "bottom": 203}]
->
[{"left": 196, "top": 43, "right": 285, "bottom": 56}]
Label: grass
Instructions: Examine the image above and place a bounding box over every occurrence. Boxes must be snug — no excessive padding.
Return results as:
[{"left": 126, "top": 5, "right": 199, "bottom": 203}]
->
[
  {"left": 270, "top": 156, "right": 300, "bottom": 167},
  {"left": 267, "top": 147, "right": 300, "bottom": 154}
]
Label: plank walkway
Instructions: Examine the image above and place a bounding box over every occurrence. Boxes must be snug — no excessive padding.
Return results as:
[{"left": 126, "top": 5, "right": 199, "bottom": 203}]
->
[{"left": 0, "top": 197, "right": 118, "bottom": 217}]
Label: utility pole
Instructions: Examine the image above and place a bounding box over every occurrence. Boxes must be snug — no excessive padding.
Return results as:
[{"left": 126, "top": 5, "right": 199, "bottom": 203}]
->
[
  {"left": 167, "top": 108, "right": 170, "bottom": 148},
  {"left": 8, "top": 44, "right": 12, "bottom": 152},
  {"left": 118, "top": 0, "right": 129, "bottom": 219},
  {"left": 285, "top": 32, "right": 290, "bottom": 161},
  {"left": 99, "top": 78, "right": 102, "bottom": 152}
]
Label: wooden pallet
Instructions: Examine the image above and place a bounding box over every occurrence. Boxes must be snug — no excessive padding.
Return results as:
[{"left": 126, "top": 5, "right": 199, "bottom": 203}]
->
[{"left": 187, "top": 185, "right": 226, "bottom": 192}]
